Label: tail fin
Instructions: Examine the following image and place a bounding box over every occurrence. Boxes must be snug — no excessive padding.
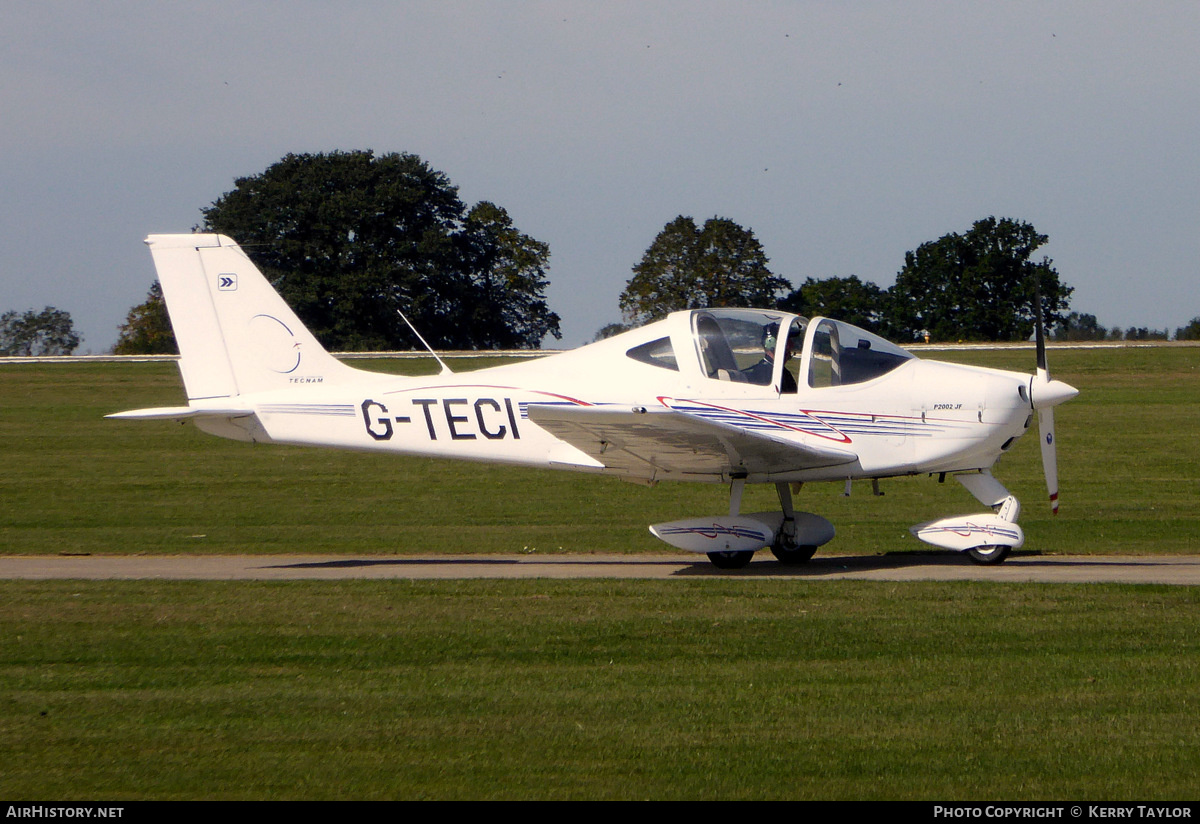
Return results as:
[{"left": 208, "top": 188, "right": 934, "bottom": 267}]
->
[{"left": 146, "top": 234, "right": 358, "bottom": 400}]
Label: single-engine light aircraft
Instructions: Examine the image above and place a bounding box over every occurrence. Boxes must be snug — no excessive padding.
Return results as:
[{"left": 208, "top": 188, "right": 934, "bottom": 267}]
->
[{"left": 111, "top": 234, "right": 1078, "bottom": 569}]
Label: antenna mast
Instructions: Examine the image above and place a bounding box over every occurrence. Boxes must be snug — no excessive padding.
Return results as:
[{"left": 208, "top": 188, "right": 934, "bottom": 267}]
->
[{"left": 397, "top": 310, "right": 453, "bottom": 375}]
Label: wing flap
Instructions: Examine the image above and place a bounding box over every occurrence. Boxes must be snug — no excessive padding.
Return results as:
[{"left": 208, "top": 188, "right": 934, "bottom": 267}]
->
[{"left": 526, "top": 404, "right": 857, "bottom": 480}]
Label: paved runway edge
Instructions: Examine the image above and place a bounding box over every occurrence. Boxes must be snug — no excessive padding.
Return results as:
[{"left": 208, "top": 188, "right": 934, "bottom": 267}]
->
[{"left": 3, "top": 553, "right": 1200, "bottom": 584}]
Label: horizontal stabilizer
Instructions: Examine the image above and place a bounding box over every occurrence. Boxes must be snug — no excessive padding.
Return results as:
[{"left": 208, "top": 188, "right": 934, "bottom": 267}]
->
[{"left": 106, "top": 405, "right": 254, "bottom": 421}]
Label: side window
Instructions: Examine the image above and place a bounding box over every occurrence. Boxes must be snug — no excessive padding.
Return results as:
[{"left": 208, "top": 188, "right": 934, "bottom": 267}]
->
[
  {"left": 693, "top": 310, "right": 802, "bottom": 389},
  {"left": 809, "top": 319, "right": 914, "bottom": 388},
  {"left": 626, "top": 337, "right": 679, "bottom": 371}
]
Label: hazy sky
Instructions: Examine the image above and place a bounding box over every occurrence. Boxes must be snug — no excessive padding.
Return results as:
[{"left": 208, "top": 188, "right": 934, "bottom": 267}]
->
[{"left": 2, "top": 1, "right": 1197, "bottom": 351}]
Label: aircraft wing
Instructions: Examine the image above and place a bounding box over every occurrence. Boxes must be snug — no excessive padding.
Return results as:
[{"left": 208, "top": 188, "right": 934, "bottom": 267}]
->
[{"left": 526, "top": 404, "right": 857, "bottom": 480}]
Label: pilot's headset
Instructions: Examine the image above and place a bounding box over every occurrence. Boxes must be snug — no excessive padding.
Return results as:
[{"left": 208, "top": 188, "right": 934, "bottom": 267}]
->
[{"left": 762, "top": 322, "right": 780, "bottom": 353}]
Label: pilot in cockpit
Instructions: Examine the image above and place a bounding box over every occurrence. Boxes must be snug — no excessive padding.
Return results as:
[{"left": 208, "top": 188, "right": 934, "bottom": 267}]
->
[{"left": 742, "top": 322, "right": 799, "bottom": 393}]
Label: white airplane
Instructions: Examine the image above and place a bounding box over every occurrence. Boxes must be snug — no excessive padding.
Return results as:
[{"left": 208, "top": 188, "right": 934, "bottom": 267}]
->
[{"left": 111, "top": 234, "right": 1078, "bottom": 569}]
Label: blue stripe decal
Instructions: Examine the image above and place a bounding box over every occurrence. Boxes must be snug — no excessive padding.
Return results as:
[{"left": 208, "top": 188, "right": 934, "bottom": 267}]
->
[
  {"left": 920, "top": 525, "right": 1022, "bottom": 541},
  {"left": 657, "top": 524, "right": 769, "bottom": 541},
  {"left": 259, "top": 404, "right": 357, "bottom": 417},
  {"left": 524, "top": 396, "right": 974, "bottom": 442}
]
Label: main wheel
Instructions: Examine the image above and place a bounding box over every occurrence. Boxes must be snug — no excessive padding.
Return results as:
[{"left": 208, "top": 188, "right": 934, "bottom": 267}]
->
[
  {"left": 966, "top": 544, "right": 1011, "bottom": 565},
  {"left": 770, "top": 541, "right": 817, "bottom": 565},
  {"left": 706, "top": 550, "right": 755, "bottom": 569}
]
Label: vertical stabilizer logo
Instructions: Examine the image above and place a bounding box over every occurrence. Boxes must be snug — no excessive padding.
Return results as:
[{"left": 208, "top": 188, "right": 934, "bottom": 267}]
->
[
  {"left": 218, "top": 274, "right": 237, "bottom": 291},
  {"left": 247, "top": 313, "right": 301, "bottom": 374}
]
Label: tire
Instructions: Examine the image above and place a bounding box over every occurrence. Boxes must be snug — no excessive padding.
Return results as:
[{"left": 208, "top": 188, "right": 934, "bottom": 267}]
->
[
  {"left": 770, "top": 542, "right": 817, "bottom": 565},
  {"left": 706, "top": 550, "right": 754, "bottom": 569},
  {"left": 966, "top": 544, "right": 1011, "bottom": 565}
]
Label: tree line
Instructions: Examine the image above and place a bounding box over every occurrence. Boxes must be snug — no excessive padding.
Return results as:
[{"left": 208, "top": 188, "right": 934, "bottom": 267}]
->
[
  {"left": 0, "top": 308, "right": 79, "bottom": 356},
  {"left": 607, "top": 214, "right": 1194, "bottom": 343},
  {"left": 6, "top": 150, "right": 1195, "bottom": 356},
  {"left": 614, "top": 215, "right": 1075, "bottom": 343}
]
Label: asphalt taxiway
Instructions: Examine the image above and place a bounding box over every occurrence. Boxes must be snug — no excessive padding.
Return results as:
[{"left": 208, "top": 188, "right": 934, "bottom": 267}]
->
[{"left": 2, "top": 553, "right": 1199, "bottom": 584}]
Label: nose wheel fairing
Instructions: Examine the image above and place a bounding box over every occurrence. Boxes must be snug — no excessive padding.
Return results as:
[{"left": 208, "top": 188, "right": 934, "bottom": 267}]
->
[{"left": 909, "top": 471, "right": 1025, "bottom": 562}]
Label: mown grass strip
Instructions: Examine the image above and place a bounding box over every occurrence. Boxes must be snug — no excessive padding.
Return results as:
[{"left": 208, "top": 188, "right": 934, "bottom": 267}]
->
[{"left": 3, "top": 578, "right": 1199, "bottom": 800}]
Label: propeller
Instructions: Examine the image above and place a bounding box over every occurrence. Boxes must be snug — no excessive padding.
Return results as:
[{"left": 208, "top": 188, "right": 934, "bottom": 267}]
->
[{"left": 1029, "top": 284, "right": 1079, "bottom": 514}]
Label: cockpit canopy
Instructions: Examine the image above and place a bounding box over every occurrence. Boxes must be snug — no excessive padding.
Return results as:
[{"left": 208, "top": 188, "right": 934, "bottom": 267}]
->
[{"left": 623, "top": 308, "right": 914, "bottom": 394}]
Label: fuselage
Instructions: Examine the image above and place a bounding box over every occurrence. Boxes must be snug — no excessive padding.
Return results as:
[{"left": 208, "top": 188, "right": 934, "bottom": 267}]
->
[{"left": 197, "top": 308, "right": 1035, "bottom": 485}]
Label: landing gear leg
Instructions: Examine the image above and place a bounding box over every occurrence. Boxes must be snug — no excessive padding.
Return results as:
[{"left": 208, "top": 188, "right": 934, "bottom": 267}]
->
[
  {"left": 704, "top": 478, "right": 755, "bottom": 570},
  {"left": 771, "top": 482, "right": 817, "bottom": 565}
]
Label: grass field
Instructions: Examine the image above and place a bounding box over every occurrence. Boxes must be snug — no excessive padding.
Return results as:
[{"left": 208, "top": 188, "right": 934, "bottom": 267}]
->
[
  {"left": 4, "top": 578, "right": 1200, "bottom": 800},
  {"left": 2, "top": 347, "right": 1199, "bottom": 799}
]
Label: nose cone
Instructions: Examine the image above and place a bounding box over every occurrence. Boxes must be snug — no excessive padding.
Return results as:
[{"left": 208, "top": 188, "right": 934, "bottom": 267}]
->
[{"left": 1031, "top": 377, "right": 1079, "bottom": 410}]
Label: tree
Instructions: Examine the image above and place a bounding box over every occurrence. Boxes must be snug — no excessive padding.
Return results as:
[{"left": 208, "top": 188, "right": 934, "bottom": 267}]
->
[
  {"left": 0, "top": 307, "right": 80, "bottom": 356},
  {"left": 113, "top": 282, "right": 177, "bottom": 354},
  {"left": 1124, "top": 326, "right": 1168, "bottom": 341},
  {"left": 778, "top": 275, "right": 891, "bottom": 333},
  {"left": 200, "top": 150, "right": 560, "bottom": 350},
  {"left": 456, "top": 201, "right": 560, "bottom": 349},
  {"left": 889, "top": 217, "right": 1072, "bottom": 342},
  {"left": 593, "top": 322, "right": 630, "bottom": 341},
  {"left": 1175, "top": 317, "right": 1200, "bottom": 341},
  {"left": 1052, "top": 311, "right": 1108, "bottom": 342},
  {"left": 618, "top": 216, "right": 789, "bottom": 325}
]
